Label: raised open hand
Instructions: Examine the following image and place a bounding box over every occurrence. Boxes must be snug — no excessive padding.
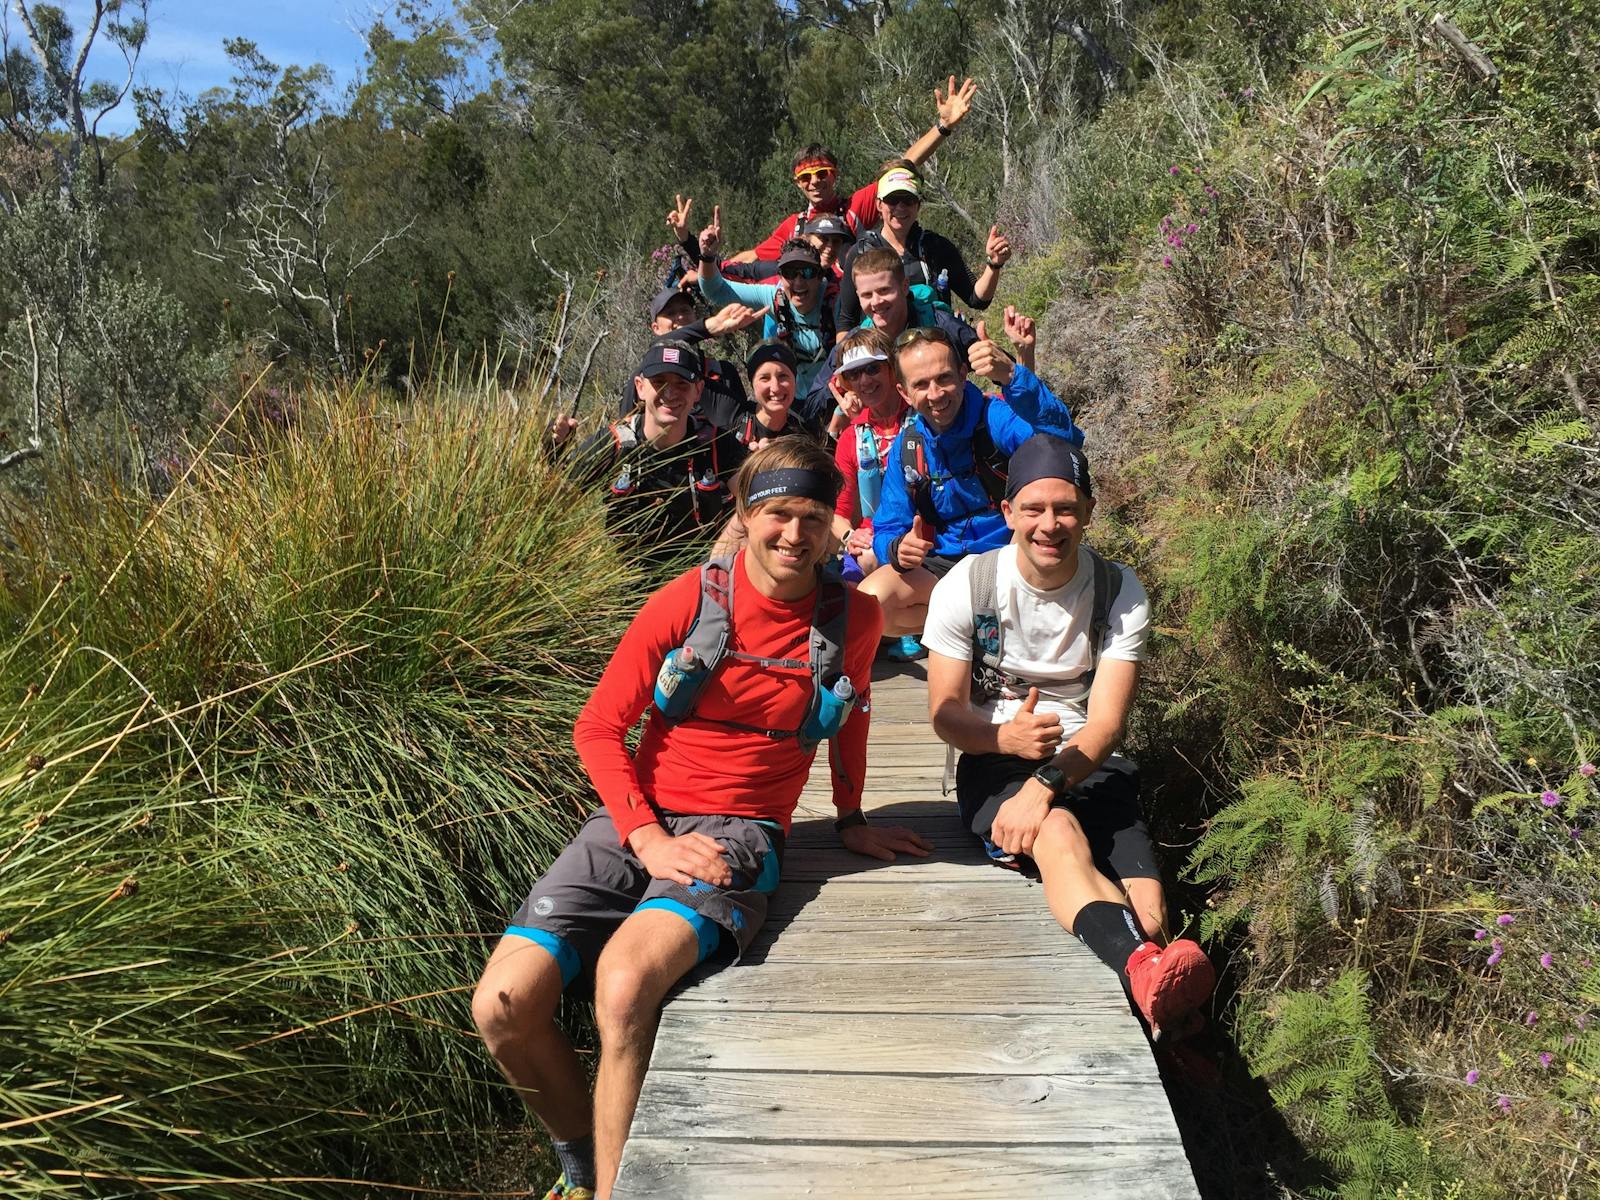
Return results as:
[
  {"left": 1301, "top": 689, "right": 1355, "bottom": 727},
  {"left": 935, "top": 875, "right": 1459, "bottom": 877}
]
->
[
  {"left": 936, "top": 76, "right": 979, "bottom": 129},
  {"left": 705, "top": 301, "right": 767, "bottom": 336}
]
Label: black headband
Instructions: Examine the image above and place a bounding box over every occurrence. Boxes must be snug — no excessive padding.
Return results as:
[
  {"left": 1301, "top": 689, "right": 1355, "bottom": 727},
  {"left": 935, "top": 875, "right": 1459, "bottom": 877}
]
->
[
  {"left": 1005, "top": 432, "right": 1093, "bottom": 500},
  {"left": 745, "top": 468, "right": 838, "bottom": 508}
]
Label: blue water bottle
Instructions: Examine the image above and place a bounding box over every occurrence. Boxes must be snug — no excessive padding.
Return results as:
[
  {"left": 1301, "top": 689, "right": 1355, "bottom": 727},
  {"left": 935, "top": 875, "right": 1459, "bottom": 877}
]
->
[
  {"left": 654, "top": 647, "right": 707, "bottom": 721},
  {"left": 801, "top": 675, "right": 857, "bottom": 745},
  {"left": 935, "top": 267, "right": 950, "bottom": 299}
]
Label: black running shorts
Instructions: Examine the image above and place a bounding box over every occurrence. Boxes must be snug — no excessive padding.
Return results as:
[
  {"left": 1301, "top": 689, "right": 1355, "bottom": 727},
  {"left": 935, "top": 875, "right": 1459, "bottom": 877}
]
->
[
  {"left": 954, "top": 753, "right": 1159, "bottom": 881},
  {"left": 503, "top": 809, "right": 784, "bottom": 990}
]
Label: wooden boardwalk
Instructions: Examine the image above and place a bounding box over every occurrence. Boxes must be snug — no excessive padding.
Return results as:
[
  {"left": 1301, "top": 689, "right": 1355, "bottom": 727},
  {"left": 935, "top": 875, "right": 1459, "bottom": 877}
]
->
[{"left": 614, "top": 662, "right": 1200, "bottom": 1199}]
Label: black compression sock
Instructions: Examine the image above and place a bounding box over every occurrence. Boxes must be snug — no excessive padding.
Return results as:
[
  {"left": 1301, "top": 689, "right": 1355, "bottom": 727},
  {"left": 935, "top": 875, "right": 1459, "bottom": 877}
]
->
[
  {"left": 1071, "top": 900, "right": 1147, "bottom": 990},
  {"left": 552, "top": 1133, "right": 595, "bottom": 1191}
]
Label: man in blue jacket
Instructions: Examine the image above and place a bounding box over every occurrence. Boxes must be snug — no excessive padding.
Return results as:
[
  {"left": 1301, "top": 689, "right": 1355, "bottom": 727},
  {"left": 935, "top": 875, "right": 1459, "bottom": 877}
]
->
[{"left": 859, "top": 323, "right": 1083, "bottom": 638}]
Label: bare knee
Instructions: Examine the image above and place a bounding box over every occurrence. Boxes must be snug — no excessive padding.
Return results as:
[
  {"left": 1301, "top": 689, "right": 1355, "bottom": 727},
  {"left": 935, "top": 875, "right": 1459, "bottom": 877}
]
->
[
  {"left": 472, "top": 941, "right": 564, "bottom": 1058},
  {"left": 1033, "top": 808, "right": 1092, "bottom": 865},
  {"left": 592, "top": 958, "right": 667, "bottom": 1043}
]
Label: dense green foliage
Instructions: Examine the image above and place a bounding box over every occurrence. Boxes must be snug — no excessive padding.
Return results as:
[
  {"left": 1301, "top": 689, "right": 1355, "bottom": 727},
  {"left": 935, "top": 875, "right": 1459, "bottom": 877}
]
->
[{"left": 2, "top": 0, "right": 1597, "bottom": 1196}]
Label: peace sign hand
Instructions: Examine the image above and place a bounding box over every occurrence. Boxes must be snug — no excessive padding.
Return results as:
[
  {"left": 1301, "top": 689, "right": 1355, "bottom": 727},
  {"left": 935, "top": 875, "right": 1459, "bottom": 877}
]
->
[
  {"left": 666, "top": 194, "right": 694, "bottom": 240},
  {"left": 698, "top": 204, "right": 723, "bottom": 259}
]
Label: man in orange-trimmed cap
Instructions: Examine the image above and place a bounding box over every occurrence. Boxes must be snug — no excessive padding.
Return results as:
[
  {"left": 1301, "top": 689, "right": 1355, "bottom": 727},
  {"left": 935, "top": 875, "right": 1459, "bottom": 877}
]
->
[{"left": 726, "top": 76, "right": 979, "bottom": 265}]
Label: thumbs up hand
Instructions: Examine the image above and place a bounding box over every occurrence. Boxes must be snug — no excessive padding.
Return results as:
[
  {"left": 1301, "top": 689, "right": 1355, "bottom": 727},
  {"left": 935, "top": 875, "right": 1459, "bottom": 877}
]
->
[
  {"left": 896, "top": 514, "right": 937, "bottom": 571},
  {"left": 965, "top": 319, "right": 1014, "bottom": 387},
  {"left": 999, "top": 687, "right": 1063, "bottom": 759}
]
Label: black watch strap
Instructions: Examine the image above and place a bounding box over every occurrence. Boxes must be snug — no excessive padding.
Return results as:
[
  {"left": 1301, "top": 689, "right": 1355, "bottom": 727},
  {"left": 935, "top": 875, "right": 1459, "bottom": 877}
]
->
[
  {"left": 834, "top": 808, "right": 868, "bottom": 832},
  {"left": 1031, "top": 764, "right": 1067, "bottom": 796}
]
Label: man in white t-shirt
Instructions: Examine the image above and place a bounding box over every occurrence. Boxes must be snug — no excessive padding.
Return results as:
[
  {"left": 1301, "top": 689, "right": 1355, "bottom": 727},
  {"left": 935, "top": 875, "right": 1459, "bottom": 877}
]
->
[{"left": 923, "top": 433, "right": 1214, "bottom": 1040}]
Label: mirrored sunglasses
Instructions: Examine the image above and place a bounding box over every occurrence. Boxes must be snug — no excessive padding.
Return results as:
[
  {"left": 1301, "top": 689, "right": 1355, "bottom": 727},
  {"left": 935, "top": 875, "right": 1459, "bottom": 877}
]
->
[{"left": 782, "top": 265, "right": 823, "bottom": 281}]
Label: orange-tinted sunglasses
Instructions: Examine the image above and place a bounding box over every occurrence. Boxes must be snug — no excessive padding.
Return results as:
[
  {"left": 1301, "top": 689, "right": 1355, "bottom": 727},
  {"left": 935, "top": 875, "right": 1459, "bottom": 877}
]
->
[{"left": 794, "top": 167, "right": 837, "bottom": 185}]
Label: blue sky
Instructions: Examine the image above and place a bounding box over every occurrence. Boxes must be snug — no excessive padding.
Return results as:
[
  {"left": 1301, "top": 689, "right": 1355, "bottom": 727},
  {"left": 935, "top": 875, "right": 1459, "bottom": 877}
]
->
[{"left": 51, "top": 0, "right": 375, "bottom": 132}]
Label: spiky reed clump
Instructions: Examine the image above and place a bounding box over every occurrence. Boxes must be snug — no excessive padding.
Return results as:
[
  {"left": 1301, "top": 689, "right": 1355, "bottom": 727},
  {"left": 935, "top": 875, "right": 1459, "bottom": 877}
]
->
[{"left": 0, "top": 381, "right": 644, "bottom": 1197}]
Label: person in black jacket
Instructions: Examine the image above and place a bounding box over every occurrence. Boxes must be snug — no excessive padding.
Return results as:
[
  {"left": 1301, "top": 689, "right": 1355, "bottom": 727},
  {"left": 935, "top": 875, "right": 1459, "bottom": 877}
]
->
[{"left": 834, "top": 164, "right": 1013, "bottom": 328}]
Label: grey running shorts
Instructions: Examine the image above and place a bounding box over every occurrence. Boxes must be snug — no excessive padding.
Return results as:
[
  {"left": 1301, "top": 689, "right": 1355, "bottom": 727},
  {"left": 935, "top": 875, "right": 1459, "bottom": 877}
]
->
[
  {"left": 954, "top": 753, "right": 1159, "bottom": 882},
  {"left": 504, "top": 809, "right": 784, "bottom": 990}
]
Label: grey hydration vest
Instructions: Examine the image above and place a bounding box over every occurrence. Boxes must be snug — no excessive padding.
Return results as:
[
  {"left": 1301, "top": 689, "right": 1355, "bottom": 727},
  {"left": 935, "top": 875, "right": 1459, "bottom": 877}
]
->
[{"left": 663, "top": 554, "right": 851, "bottom": 749}]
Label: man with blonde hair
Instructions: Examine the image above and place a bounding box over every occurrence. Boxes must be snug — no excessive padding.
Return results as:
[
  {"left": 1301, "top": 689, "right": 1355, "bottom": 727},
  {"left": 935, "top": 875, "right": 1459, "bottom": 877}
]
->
[{"left": 472, "top": 441, "right": 929, "bottom": 1200}]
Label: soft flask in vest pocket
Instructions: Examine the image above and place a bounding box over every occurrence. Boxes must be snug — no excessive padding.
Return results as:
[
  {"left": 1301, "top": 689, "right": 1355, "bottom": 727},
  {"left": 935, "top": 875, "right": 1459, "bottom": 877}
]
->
[
  {"left": 653, "top": 647, "right": 707, "bottom": 721},
  {"left": 800, "top": 675, "right": 857, "bottom": 746}
]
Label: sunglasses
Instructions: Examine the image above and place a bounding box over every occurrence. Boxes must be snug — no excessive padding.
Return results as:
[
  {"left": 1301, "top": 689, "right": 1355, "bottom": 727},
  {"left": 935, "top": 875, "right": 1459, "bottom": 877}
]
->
[
  {"left": 838, "top": 360, "right": 888, "bottom": 382},
  {"left": 881, "top": 192, "right": 921, "bottom": 207},
  {"left": 781, "top": 265, "right": 822, "bottom": 281},
  {"left": 794, "top": 168, "right": 837, "bottom": 185},
  {"left": 894, "top": 325, "right": 956, "bottom": 353}
]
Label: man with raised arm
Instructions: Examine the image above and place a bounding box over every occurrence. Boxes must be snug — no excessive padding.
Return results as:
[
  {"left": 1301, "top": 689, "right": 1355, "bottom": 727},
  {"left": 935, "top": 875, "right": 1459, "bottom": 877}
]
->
[
  {"left": 857, "top": 322, "right": 1080, "bottom": 639},
  {"left": 922, "top": 433, "right": 1215, "bottom": 1041},
  {"left": 472, "top": 441, "right": 930, "bottom": 1200},
  {"left": 727, "top": 77, "right": 979, "bottom": 264}
]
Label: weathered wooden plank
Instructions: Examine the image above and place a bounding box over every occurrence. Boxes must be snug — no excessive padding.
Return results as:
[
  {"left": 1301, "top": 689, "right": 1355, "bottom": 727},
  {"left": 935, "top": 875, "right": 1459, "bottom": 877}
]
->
[
  {"left": 627, "top": 1069, "right": 1177, "bottom": 1145},
  {"left": 670, "top": 960, "right": 1127, "bottom": 1011},
  {"left": 779, "top": 850, "right": 1008, "bottom": 881},
  {"left": 615, "top": 1140, "right": 1199, "bottom": 1200},
  {"left": 650, "top": 1009, "right": 1147, "bottom": 1075},
  {"left": 765, "top": 878, "right": 1052, "bottom": 923},
  {"left": 746, "top": 920, "right": 1070, "bottom": 964}
]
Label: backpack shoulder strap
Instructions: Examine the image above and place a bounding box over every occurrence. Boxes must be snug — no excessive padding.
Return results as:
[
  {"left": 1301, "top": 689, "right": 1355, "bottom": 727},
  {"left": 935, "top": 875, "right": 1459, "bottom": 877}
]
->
[
  {"left": 1085, "top": 546, "right": 1123, "bottom": 670},
  {"left": 664, "top": 554, "right": 736, "bottom": 724},
  {"left": 969, "top": 396, "right": 1009, "bottom": 508},
  {"left": 967, "top": 548, "right": 1017, "bottom": 704},
  {"left": 898, "top": 422, "right": 944, "bottom": 533}
]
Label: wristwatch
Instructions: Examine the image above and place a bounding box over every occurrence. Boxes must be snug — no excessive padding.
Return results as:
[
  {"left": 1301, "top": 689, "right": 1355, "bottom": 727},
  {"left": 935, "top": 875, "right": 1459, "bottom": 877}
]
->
[
  {"left": 987, "top": 258, "right": 1005, "bottom": 269},
  {"left": 1030, "top": 764, "right": 1067, "bottom": 796},
  {"left": 834, "top": 808, "right": 868, "bottom": 832},
  {"left": 936, "top": 120, "right": 953, "bottom": 137}
]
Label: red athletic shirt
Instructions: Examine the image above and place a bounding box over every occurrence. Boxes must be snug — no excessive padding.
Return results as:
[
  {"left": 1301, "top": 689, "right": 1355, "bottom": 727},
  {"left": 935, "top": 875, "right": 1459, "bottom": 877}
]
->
[
  {"left": 833, "top": 404, "right": 908, "bottom": 528},
  {"left": 573, "top": 552, "right": 885, "bottom": 844},
  {"left": 749, "top": 182, "right": 881, "bottom": 261}
]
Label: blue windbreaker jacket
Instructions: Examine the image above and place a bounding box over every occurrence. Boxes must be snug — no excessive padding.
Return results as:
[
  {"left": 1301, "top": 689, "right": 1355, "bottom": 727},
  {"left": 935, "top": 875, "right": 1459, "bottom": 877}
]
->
[{"left": 870, "top": 364, "right": 1084, "bottom": 567}]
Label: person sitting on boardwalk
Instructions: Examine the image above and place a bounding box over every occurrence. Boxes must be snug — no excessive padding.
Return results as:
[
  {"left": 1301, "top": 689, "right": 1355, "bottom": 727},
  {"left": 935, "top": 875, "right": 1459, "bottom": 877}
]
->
[
  {"left": 695, "top": 207, "right": 835, "bottom": 404},
  {"left": 726, "top": 76, "right": 979, "bottom": 265},
  {"left": 833, "top": 163, "right": 1012, "bottom": 327},
  {"left": 471, "top": 441, "right": 931, "bottom": 1200},
  {"left": 922, "top": 432, "right": 1215, "bottom": 1040},
  {"left": 825, "top": 327, "right": 906, "bottom": 581},
  {"left": 858, "top": 323, "right": 1081, "bottom": 642},
  {"left": 567, "top": 340, "right": 748, "bottom": 555},
  {"left": 737, "top": 340, "right": 821, "bottom": 449},
  {"left": 804, "top": 246, "right": 982, "bottom": 418},
  {"left": 600, "top": 284, "right": 755, "bottom": 431}
]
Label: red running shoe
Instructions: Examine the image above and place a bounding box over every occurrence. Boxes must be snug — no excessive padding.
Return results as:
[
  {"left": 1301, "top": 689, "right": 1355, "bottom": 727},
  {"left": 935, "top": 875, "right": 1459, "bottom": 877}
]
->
[{"left": 1125, "top": 939, "right": 1215, "bottom": 1038}]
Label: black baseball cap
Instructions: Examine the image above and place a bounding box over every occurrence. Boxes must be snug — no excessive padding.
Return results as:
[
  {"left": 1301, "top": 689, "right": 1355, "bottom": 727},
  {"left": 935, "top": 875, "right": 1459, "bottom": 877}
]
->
[
  {"left": 804, "top": 214, "right": 855, "bottom": 243},
  {"left": 649, "top": 285, "right": 696, "bottom": 320},
  {"left": 777, "top": 242, "right": 822, "bottom": 272},
  {"left": 638, "top": 340, "right": 703, "bottom": 381}
]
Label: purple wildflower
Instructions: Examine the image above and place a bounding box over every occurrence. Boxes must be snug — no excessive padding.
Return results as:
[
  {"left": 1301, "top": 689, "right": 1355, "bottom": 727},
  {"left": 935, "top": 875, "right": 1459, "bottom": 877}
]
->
[
  {"left": 1487, "top": 939, "right": 1504, "bottom": 966},
  {"left": 1185, "top": 223, "right": 1198, "bottom": 234},
  {"left": 1580, "top": 762, "right": 1596, "bottom": 778},
  {"left": 1473, "top": 929, "right": 1488, "bottom": 941},
  {"left": 1541, "top": 952, "right": 1554, "bottom": 969},
  {"left": 1526, "top": 1010, "right": 1538, "bottom": 1026},
  {"left": 1542, "top": 790, "right": 1561, "bottom": 807},
  {"left": 1169, "top": 165, "right": 1181, "bottom": 175},
  {"left": 1580, "top": 1014, "right": 1591, "bottom": 1030},
  {"left": 1161, "top": 256, "right": 1173, "bottom": 268},
  {"left": 1497, "top": 914, "right": 1515, "bottom": 927},
  {"left": 1496, "top": 1095, "right": 1512, "bottom": 1114},
  {"left": 1539, "top": 1052, "right": 1553, "bottom": 1069},
  {"left": 1242, "top": 87, "right": 1255, "bottom": 99},
  {"left": 1464, "top": 1069, "right": 1480, "bottom": 1085}
]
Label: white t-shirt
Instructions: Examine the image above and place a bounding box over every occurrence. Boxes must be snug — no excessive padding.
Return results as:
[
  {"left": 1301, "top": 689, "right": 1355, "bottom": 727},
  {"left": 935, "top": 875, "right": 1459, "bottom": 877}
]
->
[{"left": 922, "top": 543, "right": 1151, "bottom": 740}]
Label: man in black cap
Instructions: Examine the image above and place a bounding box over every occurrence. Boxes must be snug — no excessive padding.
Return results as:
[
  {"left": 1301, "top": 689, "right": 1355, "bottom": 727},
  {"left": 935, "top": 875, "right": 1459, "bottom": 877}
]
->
[
  {"left": 570, "top": 340, "right": 748, "bottom": 553},
  {"left": 604, "top": 286, "right": 753, "bottom": 433},
  {"left": 921, "top": 433, "right": 1215, "bottom": 1044},
  {"left": 804, "top": 213, "right": 854, "bottom": 280}
]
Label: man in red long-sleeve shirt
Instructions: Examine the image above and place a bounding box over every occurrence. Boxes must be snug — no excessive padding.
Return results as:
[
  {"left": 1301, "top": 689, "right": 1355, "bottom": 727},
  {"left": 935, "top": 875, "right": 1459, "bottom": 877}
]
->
[
  {"left": 471, "top": 441, "right": 930, "bottom": 1200},
  {"left": 725, "top": 76, "right": 980, "bottom": 266}
]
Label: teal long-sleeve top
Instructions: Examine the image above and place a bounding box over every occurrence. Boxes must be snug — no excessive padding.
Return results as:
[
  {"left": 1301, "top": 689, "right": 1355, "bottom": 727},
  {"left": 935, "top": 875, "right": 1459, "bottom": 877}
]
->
[{"left": 696, "top": 270, "right": 832, "bottom": 397}]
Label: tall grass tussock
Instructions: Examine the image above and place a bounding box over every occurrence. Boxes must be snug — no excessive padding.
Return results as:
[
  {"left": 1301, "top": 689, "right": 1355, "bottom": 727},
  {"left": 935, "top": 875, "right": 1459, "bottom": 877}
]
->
[{"left": 0, "top": 379, "right": 646, "bottom": 1196}]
